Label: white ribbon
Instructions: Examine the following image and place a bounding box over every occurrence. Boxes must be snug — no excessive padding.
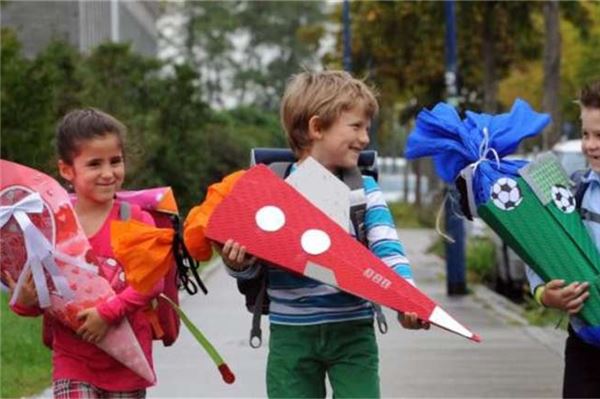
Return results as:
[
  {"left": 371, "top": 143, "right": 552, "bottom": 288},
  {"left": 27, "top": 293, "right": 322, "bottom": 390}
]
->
[
  {"left": 457, "top": 127, "right": 503, "bottom": 219},
  {"left": 0, "top": 192, "right": 95, "bottom": 308},
  {"left": 472, "top": 127, "right": 501, "bottom": 175}
]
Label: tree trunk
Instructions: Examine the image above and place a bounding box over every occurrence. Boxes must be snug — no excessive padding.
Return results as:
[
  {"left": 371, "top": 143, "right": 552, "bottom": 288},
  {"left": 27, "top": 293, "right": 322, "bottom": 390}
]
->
[
  {"left": 482, "top": 1, "right": 498, "bottom": 113},
  {"left": 542, "top": 0, "right": 561, "bottom": 150}
]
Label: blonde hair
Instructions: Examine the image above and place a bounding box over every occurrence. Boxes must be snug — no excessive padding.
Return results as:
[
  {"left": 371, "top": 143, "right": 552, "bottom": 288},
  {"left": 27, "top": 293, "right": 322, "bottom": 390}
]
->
[{"left": 280, "top": 70, "right": 378, "bottom": 156}]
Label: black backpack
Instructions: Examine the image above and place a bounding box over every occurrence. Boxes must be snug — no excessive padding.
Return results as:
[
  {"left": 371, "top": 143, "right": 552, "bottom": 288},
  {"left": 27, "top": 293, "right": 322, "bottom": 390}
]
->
[{"left": 239, "top": 149, "right": 387, "bottom": 348}]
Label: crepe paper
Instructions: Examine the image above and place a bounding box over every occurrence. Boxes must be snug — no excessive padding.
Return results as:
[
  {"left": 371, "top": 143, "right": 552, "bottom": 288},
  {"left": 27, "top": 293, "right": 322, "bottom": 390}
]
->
[
  {"left": 285, "top": 157, "right": 351, "bottom": 231},
  {"left": 184, "top": 170, "right": 247, "bottom": 261},
  {"left": 111, "top": 220, "right": 175, "bottom": 294},
  {"left": 0, "top": 159, "right": 155, "bottom": 382},
  {"left": 117, "top": 187, "right": 178, "bottom": 215},
  {"left": 159, "top": 294, "right": 235, "bottom": 384},
  {"left": 405, "top": 100, "right": 600, "bottom": 347},
  {"left": 205, "top": 165, "right": 480, "bottom": 342}
]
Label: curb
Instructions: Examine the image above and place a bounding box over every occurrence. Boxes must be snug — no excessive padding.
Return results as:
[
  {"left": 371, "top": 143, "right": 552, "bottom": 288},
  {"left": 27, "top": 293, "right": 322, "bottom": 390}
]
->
[{"left": 472, "top": 283, "right": 566, "bottom": 358}]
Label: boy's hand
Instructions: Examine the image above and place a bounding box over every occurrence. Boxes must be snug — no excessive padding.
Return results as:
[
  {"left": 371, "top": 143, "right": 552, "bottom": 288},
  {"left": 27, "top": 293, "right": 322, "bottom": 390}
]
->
[
  {"left": 3, "top": 270, "right": 39, "bottom": 308},
  {"left": 541, "top": 280, "right": 589, "bottom": 315},
  {"left": 397, "top": 311, "right": 430, "bottom": 330},
  {"left": 77, "top": 307, "right": 109, "bottom": 344},
  {"left": 220, "top": 239, "right": 256, "bottom": 271}
]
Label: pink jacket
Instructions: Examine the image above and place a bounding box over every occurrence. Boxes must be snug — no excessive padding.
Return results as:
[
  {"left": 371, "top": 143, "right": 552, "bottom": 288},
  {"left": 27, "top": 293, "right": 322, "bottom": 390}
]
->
[{"left": 11, "top": 201, "right": 163, "bottom": 391}]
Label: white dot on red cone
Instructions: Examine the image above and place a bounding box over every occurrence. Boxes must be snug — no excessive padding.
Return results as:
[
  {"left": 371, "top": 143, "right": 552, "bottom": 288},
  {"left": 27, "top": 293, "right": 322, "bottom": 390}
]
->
[
  {"left": 255, "top": 206, "right": 286, "bottom": 232},
  {"left": 301, "top": 229, "right": 331, "bottom": 255}
]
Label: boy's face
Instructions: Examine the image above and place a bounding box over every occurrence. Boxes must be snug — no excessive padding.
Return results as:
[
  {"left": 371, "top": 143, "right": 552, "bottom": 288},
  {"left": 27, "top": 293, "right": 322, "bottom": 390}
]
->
[
  {"left": 581, "top": 106, "right": 600, "bottom": 172},
  {"left": 307, "top": 107, "right": 370, "bottom": 172}
]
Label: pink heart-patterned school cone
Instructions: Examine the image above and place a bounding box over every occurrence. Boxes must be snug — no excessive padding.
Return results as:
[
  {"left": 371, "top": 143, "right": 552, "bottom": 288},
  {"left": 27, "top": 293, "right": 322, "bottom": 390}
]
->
[{"left": 0, "top": 159, "right": 154, "bottom": 383}]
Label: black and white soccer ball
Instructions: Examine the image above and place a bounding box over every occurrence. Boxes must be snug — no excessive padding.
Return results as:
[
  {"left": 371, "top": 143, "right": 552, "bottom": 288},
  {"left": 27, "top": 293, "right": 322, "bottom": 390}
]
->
[
  {"left": 551, "top": 185, "right": 576, "bottom": 213},
  {"left": 490, "top": 177, "right": 523, "bottom": 211}
]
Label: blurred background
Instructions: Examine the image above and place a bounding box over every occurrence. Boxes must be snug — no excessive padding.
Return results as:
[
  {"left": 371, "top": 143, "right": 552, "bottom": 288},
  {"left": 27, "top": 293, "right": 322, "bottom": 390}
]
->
[{"left": 2, "top": 1, "right": 598, "bottom": 212}]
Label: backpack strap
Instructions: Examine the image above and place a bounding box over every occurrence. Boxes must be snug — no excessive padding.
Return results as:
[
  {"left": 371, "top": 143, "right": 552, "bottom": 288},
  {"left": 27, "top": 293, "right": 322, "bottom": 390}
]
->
[
  {"left": 581, "top": 208, "right": 600, "bottom": 224},
  {"left": 572, "top": 169, "right": 590, "bottom": 211},
  {"left": 342, "top": 168, "right": 388, "bottom": 334},
  {"left": 249, "top": 274, "right": 268, "bottom": 348},
  {"left": 245, "top": 162, "right": 293, "bottom": 348},
  {"left": 571, "top": 169, "right": 600, "bottom": 224}
]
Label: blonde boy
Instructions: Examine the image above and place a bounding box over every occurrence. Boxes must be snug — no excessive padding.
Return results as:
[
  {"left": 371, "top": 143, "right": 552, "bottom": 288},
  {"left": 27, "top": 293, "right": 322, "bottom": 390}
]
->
[{"left": 223, "top": 70, "right": 428, "bottom": 398}]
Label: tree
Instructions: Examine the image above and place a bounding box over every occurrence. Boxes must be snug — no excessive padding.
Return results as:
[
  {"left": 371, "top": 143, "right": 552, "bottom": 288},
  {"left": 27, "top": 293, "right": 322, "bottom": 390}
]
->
[
  {"left": 542, "top": 0, "right": 561, "bottom": 149},
  {"left": 173, "top": 1, "right": 327, "bottom": 110}
]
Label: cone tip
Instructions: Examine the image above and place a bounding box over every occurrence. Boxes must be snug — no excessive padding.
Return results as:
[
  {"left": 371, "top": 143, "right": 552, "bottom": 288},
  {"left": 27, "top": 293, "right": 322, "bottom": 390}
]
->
[{"left": 218, "top": 363, "right": 235, "bottom": 384}]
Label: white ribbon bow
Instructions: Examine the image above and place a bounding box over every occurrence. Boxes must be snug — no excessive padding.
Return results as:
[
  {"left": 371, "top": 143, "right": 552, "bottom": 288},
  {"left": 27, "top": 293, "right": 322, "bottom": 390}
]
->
[{"left": 0, "top": 192, "right": 95, "bottom": 308}]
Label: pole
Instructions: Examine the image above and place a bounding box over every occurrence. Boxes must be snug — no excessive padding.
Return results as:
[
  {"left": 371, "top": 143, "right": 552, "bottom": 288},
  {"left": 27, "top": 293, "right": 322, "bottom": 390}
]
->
[
  {"left": 444, "top": 0, "right": 466, "bottom": 296},
  {"left": 343, "top": 0, "right": 352, "bottom": 73}
]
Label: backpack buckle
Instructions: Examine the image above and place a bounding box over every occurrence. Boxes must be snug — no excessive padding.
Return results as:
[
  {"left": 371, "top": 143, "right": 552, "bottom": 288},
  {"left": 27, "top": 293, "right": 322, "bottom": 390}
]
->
[{"left": 249, "top": 327, "right": 262, "bottom": 348}]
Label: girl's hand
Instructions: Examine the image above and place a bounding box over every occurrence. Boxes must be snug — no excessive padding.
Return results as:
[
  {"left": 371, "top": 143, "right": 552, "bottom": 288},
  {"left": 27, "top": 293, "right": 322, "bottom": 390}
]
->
[
  {"left": 220, "top": 239, "right": 256, "bottom": 271},
  {"left": 3, "top": 270, "right": 39, "bottom": 308},
  {"left": 397, "top": 311, "right": 430, "bottom": 330},
  {"left": 77, "top": 307, "right": 109, "bottom": 344},
  {"left": 541, "top": 280, "right": 589, "bottom": 315}
]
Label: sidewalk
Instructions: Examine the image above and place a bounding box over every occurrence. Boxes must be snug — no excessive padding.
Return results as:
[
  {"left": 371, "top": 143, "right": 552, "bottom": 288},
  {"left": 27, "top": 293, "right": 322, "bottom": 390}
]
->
[{"left": 147, "top": 228, "right": 565, "bottom": 398}]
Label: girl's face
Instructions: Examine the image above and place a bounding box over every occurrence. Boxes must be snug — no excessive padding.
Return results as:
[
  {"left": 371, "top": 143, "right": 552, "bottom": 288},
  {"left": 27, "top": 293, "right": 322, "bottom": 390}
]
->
[{"left": 59, "top": 133, "right": 125, "bottom": 205}]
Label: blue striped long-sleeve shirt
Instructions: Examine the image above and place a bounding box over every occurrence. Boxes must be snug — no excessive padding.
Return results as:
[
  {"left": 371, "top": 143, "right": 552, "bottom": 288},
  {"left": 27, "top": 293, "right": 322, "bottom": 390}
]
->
[{"left": 228, "top": 173, "right": 413, "bottom": 326}]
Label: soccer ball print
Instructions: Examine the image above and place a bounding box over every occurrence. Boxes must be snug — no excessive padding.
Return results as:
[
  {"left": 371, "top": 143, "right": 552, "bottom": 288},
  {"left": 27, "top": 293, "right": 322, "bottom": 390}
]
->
[
  {"left": 551, "top": 184, "right": 576, "bottom": 213},
  {"left": 490, "top": 177, "right": 523, "bottom": 211}
]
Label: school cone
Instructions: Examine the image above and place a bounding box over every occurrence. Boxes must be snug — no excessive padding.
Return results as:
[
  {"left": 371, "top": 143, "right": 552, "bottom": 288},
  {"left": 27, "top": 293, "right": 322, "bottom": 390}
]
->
[
  {"left": 159, "top": 294, "right": 235, "bottom": 384},
  {"left": 0, "top": 159, "right": 155, "bottom": 383},
  {"left": 205, "top": 165, "right": 480, "bottom": 342}
]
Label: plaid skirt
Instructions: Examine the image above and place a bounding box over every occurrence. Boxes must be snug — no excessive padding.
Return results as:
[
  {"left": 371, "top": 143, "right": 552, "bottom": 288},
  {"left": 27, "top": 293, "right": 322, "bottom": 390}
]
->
[{"left": 53, "top": 379, "right": 146, "bottom": 399}]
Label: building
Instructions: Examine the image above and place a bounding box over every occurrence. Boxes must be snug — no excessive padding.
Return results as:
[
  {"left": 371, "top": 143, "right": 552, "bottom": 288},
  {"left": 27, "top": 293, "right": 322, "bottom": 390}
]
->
[{"left": 1, "top": 0, "right": 160, "bottom": 58}]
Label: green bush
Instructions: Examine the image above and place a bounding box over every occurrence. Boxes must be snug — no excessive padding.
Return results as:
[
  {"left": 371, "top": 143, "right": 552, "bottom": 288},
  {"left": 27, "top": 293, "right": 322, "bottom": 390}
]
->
[
  {"left": 388, "top": 201, "right": 437, "bottom": 228},
  {"left": 0, "top": 293, "right": 52, "bottom": 398},
  {"left": 466, "top": 237, "right": 496, "bottom": 284},
  {"left": 426, "top": 235, "right": 496, "bottom": 285},
  {"left": 522, "top": 296, "right": 567, "bottom": 328}
]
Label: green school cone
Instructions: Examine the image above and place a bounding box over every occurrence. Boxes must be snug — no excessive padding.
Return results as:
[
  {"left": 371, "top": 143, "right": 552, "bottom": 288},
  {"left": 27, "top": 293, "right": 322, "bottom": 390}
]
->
[
  {"left": 477, "top": 155, "right": 600, "bottom": 326},
  {"left": 160, "top": 294, "right": 235, "bottom": 384}
]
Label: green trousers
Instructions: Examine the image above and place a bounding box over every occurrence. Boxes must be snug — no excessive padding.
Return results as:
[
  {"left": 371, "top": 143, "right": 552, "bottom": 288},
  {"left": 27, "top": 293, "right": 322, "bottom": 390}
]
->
[{"left": 267, "top": 319, "right": 380, "bottom": 398}]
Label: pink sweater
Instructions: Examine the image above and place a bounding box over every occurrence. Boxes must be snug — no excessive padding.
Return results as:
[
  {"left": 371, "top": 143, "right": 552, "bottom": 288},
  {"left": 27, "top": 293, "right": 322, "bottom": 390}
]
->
[{"left": 12, "top": 201, "right": 163, "bottom": 391}]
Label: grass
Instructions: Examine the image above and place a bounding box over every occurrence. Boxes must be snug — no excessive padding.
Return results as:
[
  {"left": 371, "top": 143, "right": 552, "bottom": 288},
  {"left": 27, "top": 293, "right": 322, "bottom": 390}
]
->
[
  {"left": 387, "top": 201, "right": 437, "bottom": 228},
  {"left": 0, "top": 292, "right": 52, "bottom": 398},
  {"left": 521, "top": 296, "right": 568, "bottom": 328},
  {"left": 465, "top": 237, "right": 496, "bottom": 284},
  {"left": 427, "top": 235, "right": 496, "bottom": 285}
]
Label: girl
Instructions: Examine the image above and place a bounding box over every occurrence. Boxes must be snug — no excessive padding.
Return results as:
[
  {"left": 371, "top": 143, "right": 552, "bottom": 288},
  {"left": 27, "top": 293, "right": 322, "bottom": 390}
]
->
[{"left": 7, "top": 108, "right": 162, "bottom": 398}]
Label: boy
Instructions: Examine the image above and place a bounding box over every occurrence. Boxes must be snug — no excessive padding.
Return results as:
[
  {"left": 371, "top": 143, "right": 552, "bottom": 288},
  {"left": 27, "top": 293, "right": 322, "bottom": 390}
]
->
[
  {"left": 221, "top": 70, "right": 428, "bottom": 398},
  {"left": 526, "top": 79, "right": 600, "bottom": 398}
]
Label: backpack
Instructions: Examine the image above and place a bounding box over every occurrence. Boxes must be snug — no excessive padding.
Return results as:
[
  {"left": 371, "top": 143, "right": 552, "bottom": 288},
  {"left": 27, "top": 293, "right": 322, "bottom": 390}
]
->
[
  {"left": 118, "top": 201, "right": 181, "bottom": 346},
  {"left": 239, "top": 148, "right": 387, "bottom": 348},
  {"left": 43, "top": 193, "right": 206, "bottom": 348}
]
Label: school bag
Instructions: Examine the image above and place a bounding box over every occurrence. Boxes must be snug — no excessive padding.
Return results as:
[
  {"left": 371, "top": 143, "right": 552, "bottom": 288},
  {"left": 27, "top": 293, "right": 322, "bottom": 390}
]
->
[
  {"left": 238, "top": 148, "right": 387, "bottom": 348},
  {"left": 43, "top": 189, "right": 206, "bottom": 348},
  {"left": 116, "top": 191, "right": 208, "bottom": 346}
]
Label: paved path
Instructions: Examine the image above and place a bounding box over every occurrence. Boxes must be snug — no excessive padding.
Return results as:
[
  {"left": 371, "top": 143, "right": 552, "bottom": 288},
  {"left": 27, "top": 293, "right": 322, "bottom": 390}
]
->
[{"left": 147, "top": 228, "right": 566, "bottom": 398}]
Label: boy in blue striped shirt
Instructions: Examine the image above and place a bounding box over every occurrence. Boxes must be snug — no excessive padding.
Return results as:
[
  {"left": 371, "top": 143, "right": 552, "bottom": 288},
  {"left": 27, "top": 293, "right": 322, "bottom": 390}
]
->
[{"left": 222, "top": 70, "right": 429, "bottom": 398}]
